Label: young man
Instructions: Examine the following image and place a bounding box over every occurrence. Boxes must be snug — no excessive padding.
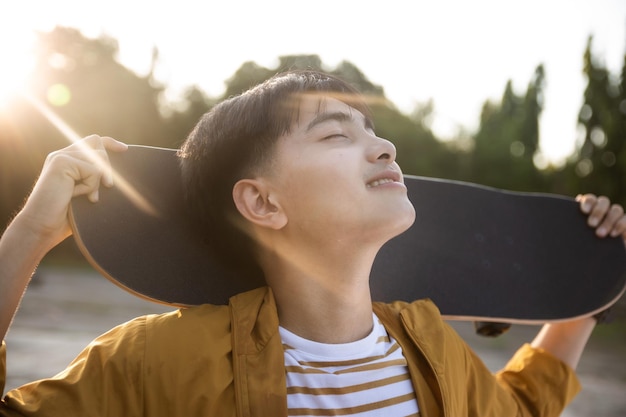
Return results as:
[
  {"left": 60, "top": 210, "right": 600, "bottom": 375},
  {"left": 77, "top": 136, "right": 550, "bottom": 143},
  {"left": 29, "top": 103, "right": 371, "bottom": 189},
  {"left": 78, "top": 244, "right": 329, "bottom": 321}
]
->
[{"left": 0, "top": 70, "right": 625, "bottom": 416}]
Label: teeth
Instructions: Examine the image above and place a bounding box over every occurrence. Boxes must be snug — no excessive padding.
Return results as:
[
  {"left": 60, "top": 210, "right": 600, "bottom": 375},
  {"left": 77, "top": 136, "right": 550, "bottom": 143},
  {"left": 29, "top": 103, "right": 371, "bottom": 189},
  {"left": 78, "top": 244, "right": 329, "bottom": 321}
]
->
[{"left": 367, "top": 178, "right": 394, "bottom": 188}]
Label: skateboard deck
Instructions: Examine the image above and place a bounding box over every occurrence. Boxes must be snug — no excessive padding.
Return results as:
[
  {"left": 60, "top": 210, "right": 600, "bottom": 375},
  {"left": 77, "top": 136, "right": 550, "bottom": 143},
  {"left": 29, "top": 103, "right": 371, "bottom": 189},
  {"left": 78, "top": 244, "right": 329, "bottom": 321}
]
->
[{"left": 69, "top": 145, "right": 626, "bottom": 324}]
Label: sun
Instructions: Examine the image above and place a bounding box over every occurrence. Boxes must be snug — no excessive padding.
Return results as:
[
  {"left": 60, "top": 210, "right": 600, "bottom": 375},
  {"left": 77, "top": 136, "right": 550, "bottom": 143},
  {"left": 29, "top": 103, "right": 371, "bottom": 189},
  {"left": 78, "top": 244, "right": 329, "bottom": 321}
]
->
[{"left": 0, "top": 25, "right": 36, "bottom": 110}]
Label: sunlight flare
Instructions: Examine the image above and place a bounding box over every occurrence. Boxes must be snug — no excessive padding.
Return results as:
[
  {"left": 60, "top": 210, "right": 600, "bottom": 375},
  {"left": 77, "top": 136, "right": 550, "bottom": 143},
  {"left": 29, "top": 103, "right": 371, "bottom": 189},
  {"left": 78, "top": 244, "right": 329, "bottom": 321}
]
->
[{"left": 23, "top": 93, "right": 159, "bottom": 217}]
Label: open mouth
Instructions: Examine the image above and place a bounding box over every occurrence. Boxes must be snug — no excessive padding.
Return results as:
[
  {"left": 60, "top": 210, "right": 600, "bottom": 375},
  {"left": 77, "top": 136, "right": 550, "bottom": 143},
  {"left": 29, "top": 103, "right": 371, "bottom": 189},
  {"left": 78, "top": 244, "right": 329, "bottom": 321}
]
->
[{"left": 366, "top": 178, "right": 396, "bottom": 188}]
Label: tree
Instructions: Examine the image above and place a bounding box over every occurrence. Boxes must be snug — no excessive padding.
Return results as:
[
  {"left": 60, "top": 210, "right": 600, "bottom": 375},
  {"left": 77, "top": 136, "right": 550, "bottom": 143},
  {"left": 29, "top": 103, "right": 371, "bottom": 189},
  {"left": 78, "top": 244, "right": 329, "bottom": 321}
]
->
[
  {"left": 332, "top": 61, "right": 384, "bottom": 97},
  {"left": 466, "top": 65, "right": 547, "bottom": 191},
  {"left": 564, "top": 36, "right": 625, "bottom": 205},
  {"left": 222, "top": 61, "right": 275, "bottom": 98},
  {"left": 29, "top": 27, "right": 172, "bottom": 147}
]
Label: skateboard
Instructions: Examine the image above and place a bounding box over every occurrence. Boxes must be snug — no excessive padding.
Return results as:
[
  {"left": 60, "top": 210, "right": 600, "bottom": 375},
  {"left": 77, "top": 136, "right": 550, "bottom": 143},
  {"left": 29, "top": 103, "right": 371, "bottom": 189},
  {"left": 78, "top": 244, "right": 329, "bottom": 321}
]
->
[{"left": 69, "top": 146, "right": 626, "bottom": 327}]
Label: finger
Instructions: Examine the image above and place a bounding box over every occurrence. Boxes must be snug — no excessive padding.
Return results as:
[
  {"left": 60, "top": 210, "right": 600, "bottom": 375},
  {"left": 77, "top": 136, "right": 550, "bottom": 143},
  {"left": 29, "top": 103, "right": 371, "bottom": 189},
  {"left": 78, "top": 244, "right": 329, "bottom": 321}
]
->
[
  {"left": 609, "top": 209, "right": 626, "bottom": 238},
  {"left": 596, "top": 204, "right": 624, "bottom": 238},
  {"left": 576, "top": 194, "right": 597, "bottom": 215},
  {"left": 67, "top": 158, "right": 106, "bottom": 201},
  {"left": 99, "top": 136, "right": 128, "bottom": 187},
  {"left": 49, "top": 150, "right": 107, "bottom": 201},
  {"left": 614, "top": 221, "right": 626, "bottom": 240},
  {"left": 100, "top": 136, "right": 128, "bottom": 152},
  {"left": 59, "top": 136, "right": 108, "bottom": 168},
  {"left": 55, "top": 148, "right": 111, "bottom": 188},
  {"left": 81, "top": 134, "right": 127, "bottom": 152},
  {"left": 68, "top": 135, "right": 127, "bottom": 188},
  {"left": 587, "top": 196, "right": 610, "bottom": 228}
]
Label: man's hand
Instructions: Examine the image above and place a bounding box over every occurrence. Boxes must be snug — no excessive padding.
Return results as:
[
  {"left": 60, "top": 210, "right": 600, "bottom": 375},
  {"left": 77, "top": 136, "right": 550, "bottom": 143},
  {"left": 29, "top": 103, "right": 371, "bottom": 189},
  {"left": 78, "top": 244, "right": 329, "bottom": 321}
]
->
[
  {"left": 576, "top": 194, "right": 626, "bottom": 241},
  {"left": 17, "top": 135, "right": 128, "bottom": 252}
]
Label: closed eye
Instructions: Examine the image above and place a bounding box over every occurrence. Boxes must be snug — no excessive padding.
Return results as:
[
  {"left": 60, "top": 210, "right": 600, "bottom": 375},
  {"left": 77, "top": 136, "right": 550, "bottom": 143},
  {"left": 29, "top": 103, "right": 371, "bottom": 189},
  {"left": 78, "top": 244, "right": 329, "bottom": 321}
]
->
[{"left": 322, "top": 133, "right": 348, "bottom": 141}]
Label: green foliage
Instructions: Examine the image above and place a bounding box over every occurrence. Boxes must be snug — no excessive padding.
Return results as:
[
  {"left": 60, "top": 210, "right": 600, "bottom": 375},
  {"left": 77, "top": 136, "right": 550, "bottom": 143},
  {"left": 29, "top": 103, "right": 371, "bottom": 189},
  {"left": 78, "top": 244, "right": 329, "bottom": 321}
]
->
[
  {"left": 276, "top": 55, "right": 324, "bottom": 73},
  {"left": 31, "top": 27, "right": 170, "bottom": 147},
  {"left": 465, "top": 65, "right": 547, "bottom": 192},
  {"left": 223, "top": 61, "right": 275, "bottom": 98},
  {"left": 559, "top": 37, "right": 626, "bottom": 206}
]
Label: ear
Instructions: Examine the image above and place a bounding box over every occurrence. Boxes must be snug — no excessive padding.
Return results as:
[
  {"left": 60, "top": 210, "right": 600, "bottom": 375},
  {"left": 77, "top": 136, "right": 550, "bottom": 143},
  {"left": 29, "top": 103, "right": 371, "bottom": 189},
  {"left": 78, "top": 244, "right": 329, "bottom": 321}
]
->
[{"left": 232, "top": 179, "right": 287, "bottom": 230}]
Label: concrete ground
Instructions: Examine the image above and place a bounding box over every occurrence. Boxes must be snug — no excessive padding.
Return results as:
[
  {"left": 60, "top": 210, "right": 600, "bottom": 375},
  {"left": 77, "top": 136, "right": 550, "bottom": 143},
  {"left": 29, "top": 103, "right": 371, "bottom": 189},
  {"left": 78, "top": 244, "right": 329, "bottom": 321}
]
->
[{"left": 4, "top": 266, "right": 625, "bottom": 416}]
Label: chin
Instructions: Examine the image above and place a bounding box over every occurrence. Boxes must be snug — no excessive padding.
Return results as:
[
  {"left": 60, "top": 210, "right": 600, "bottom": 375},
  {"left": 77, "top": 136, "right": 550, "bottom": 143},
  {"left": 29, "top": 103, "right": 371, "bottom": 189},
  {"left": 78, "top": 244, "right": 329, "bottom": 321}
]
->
[
  {"left": 396, "top": 207, "right": 417, "bottom": 235},
  {"left": 382, "top": 201, "right": 416, "bottom": 241}
]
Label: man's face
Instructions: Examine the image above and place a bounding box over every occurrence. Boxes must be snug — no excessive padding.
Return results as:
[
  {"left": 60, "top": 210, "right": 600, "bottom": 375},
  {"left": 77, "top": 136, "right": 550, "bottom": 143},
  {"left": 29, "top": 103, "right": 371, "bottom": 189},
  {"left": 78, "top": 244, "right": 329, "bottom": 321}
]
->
[{"left": 264, "top": 95, "right": 416, "bottom": 246}]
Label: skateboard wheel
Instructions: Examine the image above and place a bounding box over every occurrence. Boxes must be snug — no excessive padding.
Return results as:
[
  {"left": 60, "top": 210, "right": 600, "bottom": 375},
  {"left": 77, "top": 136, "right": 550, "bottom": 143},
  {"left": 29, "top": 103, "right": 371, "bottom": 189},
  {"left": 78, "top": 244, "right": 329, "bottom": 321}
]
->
[{"left": 474, "top": 321, "right": 512, "bottom": 337}]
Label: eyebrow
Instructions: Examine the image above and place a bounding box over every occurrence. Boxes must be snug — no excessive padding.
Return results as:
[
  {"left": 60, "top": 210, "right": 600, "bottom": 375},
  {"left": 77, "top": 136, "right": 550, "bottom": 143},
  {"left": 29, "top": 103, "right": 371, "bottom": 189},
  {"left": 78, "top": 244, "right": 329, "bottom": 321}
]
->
[{"left": 305, "top": 111, "right": 374, "bottom": 132}]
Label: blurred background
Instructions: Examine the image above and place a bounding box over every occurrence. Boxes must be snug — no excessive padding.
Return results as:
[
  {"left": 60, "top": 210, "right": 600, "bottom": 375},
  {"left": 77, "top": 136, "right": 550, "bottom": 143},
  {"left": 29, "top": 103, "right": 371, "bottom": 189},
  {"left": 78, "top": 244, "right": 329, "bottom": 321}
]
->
[{"left": 1, "top": 0, "right": 625, "bottom": 414}]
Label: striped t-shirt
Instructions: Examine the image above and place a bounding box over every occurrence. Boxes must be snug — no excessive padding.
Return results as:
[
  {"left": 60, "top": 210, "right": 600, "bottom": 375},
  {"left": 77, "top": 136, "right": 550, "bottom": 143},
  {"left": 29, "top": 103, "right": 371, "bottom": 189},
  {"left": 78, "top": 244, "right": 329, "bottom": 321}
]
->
[{"left": 279, "top": 314, "right": 419, "bottom": 417}]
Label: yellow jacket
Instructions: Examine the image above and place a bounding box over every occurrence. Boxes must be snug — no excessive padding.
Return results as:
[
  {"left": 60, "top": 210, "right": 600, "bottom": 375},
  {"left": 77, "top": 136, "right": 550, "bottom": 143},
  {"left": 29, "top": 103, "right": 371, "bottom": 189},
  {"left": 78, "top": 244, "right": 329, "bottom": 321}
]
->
[{"left": 1, "top": 287, "right": 579, "bottom": 416}]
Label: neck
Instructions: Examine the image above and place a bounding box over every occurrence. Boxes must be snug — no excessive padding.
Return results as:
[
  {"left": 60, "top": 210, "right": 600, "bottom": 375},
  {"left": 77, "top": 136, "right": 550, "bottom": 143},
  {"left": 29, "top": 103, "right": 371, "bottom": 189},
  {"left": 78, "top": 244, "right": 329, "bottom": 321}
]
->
[{"left": 262, "top": 244, "right": 378, "bottom": 344}]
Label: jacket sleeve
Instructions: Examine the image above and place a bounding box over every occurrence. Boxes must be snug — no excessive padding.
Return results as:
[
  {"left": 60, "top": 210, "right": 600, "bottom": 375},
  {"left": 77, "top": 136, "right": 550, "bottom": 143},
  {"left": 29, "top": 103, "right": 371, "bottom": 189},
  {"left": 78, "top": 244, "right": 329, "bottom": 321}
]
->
[
  {"left": 462, "top": 339, "right": 581, "bottom": 417},
  {"left": 1, "top": 317, "right": 147, "bottom": 417},
  {"left": 495, "top": 343, "right": 580, "bottom": 416}
]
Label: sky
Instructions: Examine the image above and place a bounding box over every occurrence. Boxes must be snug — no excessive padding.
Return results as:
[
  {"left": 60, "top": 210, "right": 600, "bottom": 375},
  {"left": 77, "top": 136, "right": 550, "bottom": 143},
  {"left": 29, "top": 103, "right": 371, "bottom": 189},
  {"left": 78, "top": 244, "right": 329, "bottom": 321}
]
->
[{"left": 1, "top": 0, "right": 625, "bottom": 166}]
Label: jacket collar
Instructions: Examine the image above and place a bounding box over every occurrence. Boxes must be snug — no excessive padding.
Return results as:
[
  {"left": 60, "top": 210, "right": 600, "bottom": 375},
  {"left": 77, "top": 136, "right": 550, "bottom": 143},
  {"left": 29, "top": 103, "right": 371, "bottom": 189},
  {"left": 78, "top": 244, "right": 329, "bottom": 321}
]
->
[
  {"left": 230, "top": 286, "right": 280, "bottom": 354},
  {"left": 229, "top": 287, "right": 287, "bottom": 417},
  {"left": 374, "top": 299, "right": 448, "bottom": 417}
]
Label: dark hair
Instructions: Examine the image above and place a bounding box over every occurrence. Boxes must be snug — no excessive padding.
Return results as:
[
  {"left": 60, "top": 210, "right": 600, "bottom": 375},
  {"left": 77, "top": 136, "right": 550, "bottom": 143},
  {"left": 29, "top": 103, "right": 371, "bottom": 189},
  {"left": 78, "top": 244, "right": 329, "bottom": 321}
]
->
[{"left": 178, "top": 70, "right": 372, "bottom": 280}]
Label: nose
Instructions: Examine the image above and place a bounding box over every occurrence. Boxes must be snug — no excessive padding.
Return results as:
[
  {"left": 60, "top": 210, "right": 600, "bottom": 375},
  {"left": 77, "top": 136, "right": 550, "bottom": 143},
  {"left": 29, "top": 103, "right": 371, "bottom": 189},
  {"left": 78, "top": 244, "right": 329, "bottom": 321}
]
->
[{"left": 368, "top": 136, "right": 397, "bottom": 163}]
